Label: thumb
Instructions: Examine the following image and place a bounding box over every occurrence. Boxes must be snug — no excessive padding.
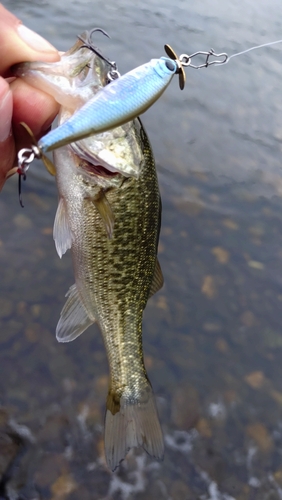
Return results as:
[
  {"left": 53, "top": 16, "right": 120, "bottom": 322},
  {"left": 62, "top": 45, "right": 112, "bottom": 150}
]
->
[
  {"left": 0, "top": 78, "right": 14, "bottom": 191},
  {"left": 0, "top": 4, "right": 59, "bottom": 76}
]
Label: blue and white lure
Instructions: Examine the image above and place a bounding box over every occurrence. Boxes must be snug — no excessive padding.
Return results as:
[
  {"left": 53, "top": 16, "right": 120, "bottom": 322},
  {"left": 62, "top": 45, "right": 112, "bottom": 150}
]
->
[
  {"left": 37, "top": 56, "right": 178, "bottom": 153},
  {"left": 36, "top": 44, "right": 229, "bottom": 154}
]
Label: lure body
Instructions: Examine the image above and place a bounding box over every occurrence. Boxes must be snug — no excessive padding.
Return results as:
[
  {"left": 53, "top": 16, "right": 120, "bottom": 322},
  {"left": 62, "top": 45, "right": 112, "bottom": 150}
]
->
[{"left": 37, "top": 57, "right": 177, "bottom": 152}]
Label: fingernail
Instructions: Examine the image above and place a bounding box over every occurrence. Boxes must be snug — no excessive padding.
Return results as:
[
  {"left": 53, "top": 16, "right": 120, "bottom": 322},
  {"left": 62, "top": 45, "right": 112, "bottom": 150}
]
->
[
  {"left": 0, "top": 88, "right": 12, "bottom": 142},
  {"left": 17, "top": 24, "right": 57, "bottom": 53}
]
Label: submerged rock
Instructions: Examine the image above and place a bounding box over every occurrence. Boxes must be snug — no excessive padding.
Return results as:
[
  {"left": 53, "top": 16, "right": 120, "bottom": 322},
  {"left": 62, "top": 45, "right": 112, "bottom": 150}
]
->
[
  {"left": 0, "top": 407, "right": 34, "bottom": 497},
  {"left": 0, "top": 408, "right": 22, "bottom": 482}
]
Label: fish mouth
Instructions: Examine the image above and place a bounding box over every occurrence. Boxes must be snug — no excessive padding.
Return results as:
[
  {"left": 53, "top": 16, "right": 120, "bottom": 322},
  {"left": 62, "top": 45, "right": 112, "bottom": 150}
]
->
[
  {"left": 71, "top": 142, "right": 121, "bottom": 178},
  {"left": 79, "top": 160, "right": 119, "bottom": 178}
]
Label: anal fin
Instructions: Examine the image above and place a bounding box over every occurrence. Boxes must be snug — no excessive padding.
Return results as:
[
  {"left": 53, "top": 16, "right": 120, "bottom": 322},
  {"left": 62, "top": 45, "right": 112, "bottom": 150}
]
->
[
  {"left": 56, "top": 284, "right": 94, "bottom": 342},
  {"left": 148, "top": 258, "right": 164, "bottom": 298},
  {"left": 53, "top": 198, "right": 72, "bottom": 258}
]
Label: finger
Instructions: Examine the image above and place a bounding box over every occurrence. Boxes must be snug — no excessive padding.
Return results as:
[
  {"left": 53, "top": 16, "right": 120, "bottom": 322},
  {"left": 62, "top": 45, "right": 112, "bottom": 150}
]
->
[
  {"left": 0, "top": 4, "right": 59, "bottom": 76},
  {"left": 10, "top": 77, "right": 60, "bottom": 151},
  {"left": 0, "top": 77, "right": 15, "bottom": 191}
]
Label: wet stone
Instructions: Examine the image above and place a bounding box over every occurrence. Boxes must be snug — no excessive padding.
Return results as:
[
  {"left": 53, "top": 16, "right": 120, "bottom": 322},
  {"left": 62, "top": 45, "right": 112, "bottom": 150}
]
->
[
  {"left": 220, "top": 475, "right": 247, "bottom": 499},
  {"left": 244, "top": 370, "right": 266, "bottom": 389},
  {"left": 246, "top": 422, "right": 274, "bottom": 453},
  {"left": 240, "top": 310, "right": 256, "bottom": 327},
  {"left": 170, "top": 479, "right": 193, "bottom": 500},
  {"left": 36, "top": 414, "right": 71, "bottom": 448},
  {"left": 34, "top": 454, "right": 69, "bottom": 490},
  {"left": 215, "top": 338, "right": 229, "bottom": 353},
  {"left": 0, "top": 319, "right": 22, "bottom": 343},
  {"left": 0, "top": 408, "right": 24, "bottom": 481},
  {"left": 222, "top": 218, "right": 239, "bottom": 230},
  {"left": 247, "top": 260, "right": 265, "bottom": 270},
  {"left": 261, "top": 328, "right": 282, "bottom": 349},
  {"left": 211, "top": 246, "right": 230, "bottom": 264},
  {"left": 203, "top": 322, "right": 222, "bottom": 334},
  {"left": 195, "top": 418, "right": 212, "bottom": 438},
  {"left": 201, "top": 275, "right": 218, "bottom": 299},
  {"left": 12, "top": 213, "right": 33, "bottom": 229},
  {"left": 270, "top": 390, "right": 282, "bottom": 406},
  {"left": 51, "top": 473, "right": 77, "bottom": 499},
  {"left": 273, "top": 467, "right": 282, "bottom": 487}
]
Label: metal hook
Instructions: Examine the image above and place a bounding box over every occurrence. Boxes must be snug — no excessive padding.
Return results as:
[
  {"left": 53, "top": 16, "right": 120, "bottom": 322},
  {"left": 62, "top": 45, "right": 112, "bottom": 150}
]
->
[
  {"left": 77, "top": 27, "right": 120, "bottom": 81},
  {"left": 179, "top": 49, "right": 228, "bottom": 69},
  {"left": 18, "top": 172, "right": 26, "bottom": 208}
]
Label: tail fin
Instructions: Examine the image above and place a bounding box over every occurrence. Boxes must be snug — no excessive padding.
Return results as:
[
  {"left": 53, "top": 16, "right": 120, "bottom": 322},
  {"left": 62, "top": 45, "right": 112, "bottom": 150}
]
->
[{"left": 104, "top": 384, "right": 164, "bottom": 471}]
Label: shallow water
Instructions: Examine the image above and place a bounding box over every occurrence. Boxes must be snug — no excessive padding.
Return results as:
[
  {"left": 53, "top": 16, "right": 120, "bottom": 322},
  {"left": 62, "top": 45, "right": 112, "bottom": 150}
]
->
[{"left": 1, "top": 0, "right": 282, "bottom": 499}]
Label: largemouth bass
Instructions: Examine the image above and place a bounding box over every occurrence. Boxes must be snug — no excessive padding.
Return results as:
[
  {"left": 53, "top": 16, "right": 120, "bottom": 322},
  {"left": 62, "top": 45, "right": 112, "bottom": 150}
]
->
[{"left": 15, "top": 33, "right": 164, "bottom": 470}]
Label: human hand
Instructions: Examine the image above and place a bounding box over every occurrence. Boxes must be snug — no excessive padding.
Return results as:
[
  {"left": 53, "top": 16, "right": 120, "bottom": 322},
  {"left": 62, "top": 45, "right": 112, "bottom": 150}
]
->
[{"left": 0, "top": 4, "right": 60, "bottom": 190}]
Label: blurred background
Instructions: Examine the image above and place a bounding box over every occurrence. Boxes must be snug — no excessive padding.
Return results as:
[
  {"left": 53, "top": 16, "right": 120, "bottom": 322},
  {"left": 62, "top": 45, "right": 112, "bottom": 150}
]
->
[{"left": 1, "top": 0, "right": 282, "bottom": 498}]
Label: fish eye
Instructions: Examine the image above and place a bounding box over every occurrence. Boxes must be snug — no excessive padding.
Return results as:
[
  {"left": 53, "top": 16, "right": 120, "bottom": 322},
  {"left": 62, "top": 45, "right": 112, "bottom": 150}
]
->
[{"left": 165, "top": 60, "right": 176, "bottom": 71}]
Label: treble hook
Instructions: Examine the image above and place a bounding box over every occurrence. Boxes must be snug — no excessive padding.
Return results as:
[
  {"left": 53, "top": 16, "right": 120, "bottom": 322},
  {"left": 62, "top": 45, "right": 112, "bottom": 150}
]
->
[
  {"left": 77, "top": 27, "right": 120, "bottom": 80},
  {"left": 18, "top": 172, "right": 26, "bottom": 208}
]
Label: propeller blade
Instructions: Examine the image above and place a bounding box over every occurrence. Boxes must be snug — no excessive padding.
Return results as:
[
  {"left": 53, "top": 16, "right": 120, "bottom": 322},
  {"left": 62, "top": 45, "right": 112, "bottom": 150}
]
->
[
  {"left": 164, "top": 44, "right": 178, "bottom": 60},
  {"left": 179, "top": 68, "right": 186, "bottom": 90},
  {"left": 20, "top": 122, "right": 37, "bottom": 146},
  {"left": 164, "top": 44, "right": 186, "bottom": 90}
]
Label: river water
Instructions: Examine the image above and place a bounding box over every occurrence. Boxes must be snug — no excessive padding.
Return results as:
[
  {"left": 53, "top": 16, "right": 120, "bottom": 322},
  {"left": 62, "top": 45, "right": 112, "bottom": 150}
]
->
[{"left": 1, "top": 0, "right": 282, "bottom": 499}]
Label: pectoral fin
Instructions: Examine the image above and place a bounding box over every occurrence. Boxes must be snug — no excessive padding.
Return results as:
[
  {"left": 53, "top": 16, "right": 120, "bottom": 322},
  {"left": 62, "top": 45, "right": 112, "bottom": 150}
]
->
[
  {"left": 92, "top": 190, "right": 114, "bottom": 239},
  {"left": 56, "top": 284, "right": 95, "bottom": 342},
  {"left": 53, "top": 198, "right": 72, "bottom": 258},
  {"left": 148, "top": 259, "right": 164, "bottom": 298}
]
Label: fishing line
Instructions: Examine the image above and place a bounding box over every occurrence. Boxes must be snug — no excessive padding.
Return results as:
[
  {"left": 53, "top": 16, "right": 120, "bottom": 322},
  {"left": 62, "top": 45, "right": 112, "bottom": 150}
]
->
[
  {"left": 177, "top": 38, "right": 282, "bottom": 71},
  {"left": 226, "top": 38, "right": 282, "bottom": 63}
]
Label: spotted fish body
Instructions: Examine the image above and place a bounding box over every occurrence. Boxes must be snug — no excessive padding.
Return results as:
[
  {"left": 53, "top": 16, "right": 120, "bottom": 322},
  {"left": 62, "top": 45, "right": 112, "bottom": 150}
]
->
[
  {"left": 15, "top": 33, "right": 164, "bottom": 470},
  {"left": 54, "top": 121, "right": 164, "bottom": 469}
]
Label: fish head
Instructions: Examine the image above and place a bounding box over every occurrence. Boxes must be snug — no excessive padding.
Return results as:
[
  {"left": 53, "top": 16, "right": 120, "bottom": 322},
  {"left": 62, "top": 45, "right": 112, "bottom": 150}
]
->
[
  {"left": 13, "top": 31, "right": 112, "bottom": 110},
  {"left": 14, "top": 31, "right": 147, "bottom": 179}
]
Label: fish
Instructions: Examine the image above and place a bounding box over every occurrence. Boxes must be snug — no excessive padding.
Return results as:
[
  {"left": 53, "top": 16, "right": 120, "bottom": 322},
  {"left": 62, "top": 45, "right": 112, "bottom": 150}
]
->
[
  {"left": 15, "top": 33, "right": 164, "bottom": 470},
  {"left": 14, "top": 36, "right": 178, "bottom": 154}
]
